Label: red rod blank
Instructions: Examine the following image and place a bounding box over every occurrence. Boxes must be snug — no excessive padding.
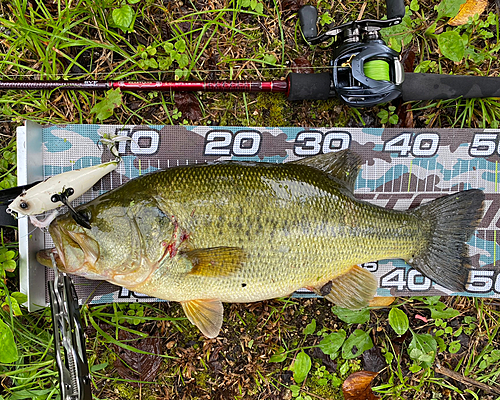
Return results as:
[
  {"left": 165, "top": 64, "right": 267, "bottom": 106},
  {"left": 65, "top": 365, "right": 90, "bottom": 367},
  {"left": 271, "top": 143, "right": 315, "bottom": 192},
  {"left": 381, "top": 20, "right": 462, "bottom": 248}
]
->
[{"left": 0, "top": 79, "right": 289, "bottom": 93}]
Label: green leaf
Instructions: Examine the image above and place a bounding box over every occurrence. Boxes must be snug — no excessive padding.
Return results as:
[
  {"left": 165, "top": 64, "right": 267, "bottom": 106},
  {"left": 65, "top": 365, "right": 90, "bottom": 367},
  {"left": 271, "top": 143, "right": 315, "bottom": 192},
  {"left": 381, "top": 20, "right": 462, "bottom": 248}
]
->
[
  {"left": 0, "top": 318, "right": 18, "bottom": 363},
  {"left": 319, "top": 330, "right": 346, "bottom": 355},
  {"left": 438, "top": 31, "right": 465, "bottom": 62},
  {"left": 175, "top": 39, "right": 186, "bottom": 53},
  {"left": 389, "top": 307, "right": 409, "bottom": 335},
  {"left": 435, "top": 0, "right": 467, "bottom": 20},
  {"left": 414, "top": 60, "right": 438, "bottom": 73},
  {"left": 303, "top": 319, "right": 316, "bottom": 336},
  {"left": 178, "top": 53, "right": 190, "bottom": 69},
  {"left": 158, "top": 57, "right": 173, "bottom": 70},
  {"left": 290, "top": 385, "right": 300, "bottom": 397},
  {"left": 448, "top": 340, "right": 461, "bottom": 354},
  {"left": 342, "top": 329, "right": 373, "bottom": 359},
  {"left": 262, "top": 54, "right": 277, "bottom": 65},
  {"left": 163, "top": 42, "right": 174, "bottom": 53},
  {"left": 270, "top": 346, "right": 287, "bottom": 362},
  {"left": 408, "top": 333, "right": 436, "bottom": 368},
  {"left": 410, "top": 0, "right": 419, "bottom": 11},
  {"left": 388, "top": 114, "right": 399, "bottom": 125},
  {"left": 320, "top": 12, "right": 333, "bottom": 26},
  {"left": 2, "top": 259, "right": 16, "bottom": 272},
  {"left": 112, "top": 5, "right": 135, "bottom": 31},
  {"left": 332, "top": 306, "right": 370, "bottom": 324},
  {"left": 255, "top": 2, "right": 264, "bottom": 14},
  {"left": 90, "top": 362, "right": 108, "bottom": 372},
  {"left": 431, "top": 307, "right": 460, "bottom": 319},
  {"left": 3, "top": 297, "right": 22, "bottom": 316},
  {"left": 0, "top": 250, "right": 15, "bottom": 262},
  {"left": 377, "top": 109, "right": 389, "bottom": 124},
  {"left": 292, "top": 351, "right": 311, "bottom": 384},
  {"left": 381, "top": 9, "right": 414, "bottom": 52},
  {"left": 91, "top": 88, "right": 123, "bottom": 121},
  {"left": 11, "top": 291, "right": 27, "bottom": 304},
  {"left": 146, "top": 58, "right": 158, "bottom": 69},
  {"left": 409, "top": 363, "right": 422, "bottom": 373}
]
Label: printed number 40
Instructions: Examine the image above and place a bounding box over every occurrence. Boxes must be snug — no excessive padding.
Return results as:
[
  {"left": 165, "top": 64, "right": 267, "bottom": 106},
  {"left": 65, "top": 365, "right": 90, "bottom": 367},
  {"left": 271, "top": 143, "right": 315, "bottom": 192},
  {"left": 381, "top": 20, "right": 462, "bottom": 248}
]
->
[{"left": 383, "top": 132, "right": 439, "bottom": 157}]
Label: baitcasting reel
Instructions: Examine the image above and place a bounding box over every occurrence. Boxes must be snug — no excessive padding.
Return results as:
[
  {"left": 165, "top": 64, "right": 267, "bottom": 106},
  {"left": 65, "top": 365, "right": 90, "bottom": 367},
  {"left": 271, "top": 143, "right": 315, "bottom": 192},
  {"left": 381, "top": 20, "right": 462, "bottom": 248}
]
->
[{"left": 293, "top": 0, "right": 406, "bottom": 107}]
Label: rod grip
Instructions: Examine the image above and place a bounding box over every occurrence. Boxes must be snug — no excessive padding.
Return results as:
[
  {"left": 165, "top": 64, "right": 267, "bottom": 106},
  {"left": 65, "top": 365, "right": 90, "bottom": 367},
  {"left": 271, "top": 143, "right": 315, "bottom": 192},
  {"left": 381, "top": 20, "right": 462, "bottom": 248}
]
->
[
  {"left": 402, "top": 73, "right": 500, "bottom": 101},
  {"left": 286, "top": 72, "right": 331, "bottom": 101}
]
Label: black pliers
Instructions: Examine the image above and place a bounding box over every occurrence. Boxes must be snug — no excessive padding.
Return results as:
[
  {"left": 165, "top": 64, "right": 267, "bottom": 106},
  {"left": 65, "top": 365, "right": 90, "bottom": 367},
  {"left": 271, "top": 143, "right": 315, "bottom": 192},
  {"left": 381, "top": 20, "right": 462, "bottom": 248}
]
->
[{"left": 48, "top": 255, "right": 92, "bottom": 400}]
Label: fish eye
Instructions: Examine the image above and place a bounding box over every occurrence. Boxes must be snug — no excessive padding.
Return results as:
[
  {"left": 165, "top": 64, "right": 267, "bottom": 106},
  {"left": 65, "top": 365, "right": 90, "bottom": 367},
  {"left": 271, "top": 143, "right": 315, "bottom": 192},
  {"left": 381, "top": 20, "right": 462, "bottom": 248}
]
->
[{"left": 20, "top": 201, "right": 29, "bottom": 210}]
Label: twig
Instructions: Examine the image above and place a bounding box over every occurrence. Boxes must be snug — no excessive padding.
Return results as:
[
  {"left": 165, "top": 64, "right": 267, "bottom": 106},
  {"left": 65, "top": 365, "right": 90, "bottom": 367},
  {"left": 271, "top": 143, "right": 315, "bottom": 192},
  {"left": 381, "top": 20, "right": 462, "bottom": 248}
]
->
[{"left": 435, "top": 363, "right": 500, "bottom": 396}]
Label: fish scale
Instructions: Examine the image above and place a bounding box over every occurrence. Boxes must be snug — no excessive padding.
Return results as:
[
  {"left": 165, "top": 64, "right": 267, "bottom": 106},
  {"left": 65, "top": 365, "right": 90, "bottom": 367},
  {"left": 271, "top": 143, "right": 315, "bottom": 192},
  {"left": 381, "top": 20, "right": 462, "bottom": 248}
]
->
[
  {"left": 38, "top": 151, "right": 485, "bottom": 338},
  {"left": 95, "top": 161, "right": 420, "bottom": 301}
]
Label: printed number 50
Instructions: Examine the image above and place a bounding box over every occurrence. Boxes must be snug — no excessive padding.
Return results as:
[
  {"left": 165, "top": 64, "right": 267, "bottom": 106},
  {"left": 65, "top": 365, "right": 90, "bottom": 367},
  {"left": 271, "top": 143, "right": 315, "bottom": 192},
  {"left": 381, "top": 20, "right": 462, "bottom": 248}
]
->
[{"left": 469, "top": 133, "right": 499, "bottom": 157}]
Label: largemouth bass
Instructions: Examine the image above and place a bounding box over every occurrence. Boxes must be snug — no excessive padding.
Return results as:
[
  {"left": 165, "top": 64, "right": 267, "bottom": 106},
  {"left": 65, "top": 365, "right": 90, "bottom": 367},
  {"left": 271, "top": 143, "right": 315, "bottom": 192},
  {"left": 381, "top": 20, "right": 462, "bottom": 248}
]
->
[{"left": 37, "top": 150, "right": 484, "bottom": 338}]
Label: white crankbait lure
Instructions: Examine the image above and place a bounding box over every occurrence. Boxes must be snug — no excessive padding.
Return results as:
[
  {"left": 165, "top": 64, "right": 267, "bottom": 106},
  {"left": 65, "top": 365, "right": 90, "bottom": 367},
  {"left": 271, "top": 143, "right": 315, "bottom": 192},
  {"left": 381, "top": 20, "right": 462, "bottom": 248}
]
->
[{"left": 8, "top": 160, "right": 119, "bottom": 228}]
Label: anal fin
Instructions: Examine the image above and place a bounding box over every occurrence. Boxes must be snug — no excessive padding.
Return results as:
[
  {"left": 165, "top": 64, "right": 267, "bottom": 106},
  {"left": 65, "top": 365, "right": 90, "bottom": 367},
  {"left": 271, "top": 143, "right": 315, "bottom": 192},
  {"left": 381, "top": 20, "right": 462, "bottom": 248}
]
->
[
  {"left": 181, "top": 299, "right": 224, "bottom": 338},
  {"left": 310, "top": 265, "right": 377, "bottom": 310}
]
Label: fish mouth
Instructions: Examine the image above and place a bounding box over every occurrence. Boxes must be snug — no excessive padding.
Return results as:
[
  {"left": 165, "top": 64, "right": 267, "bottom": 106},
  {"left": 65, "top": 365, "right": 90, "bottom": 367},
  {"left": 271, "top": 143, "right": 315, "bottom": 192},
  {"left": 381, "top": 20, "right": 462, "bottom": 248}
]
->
[
  {"left": 39, "top": 218, "right": 102, "bottom": 278},
  {"left": 36, "top": 247, "right": 65, "bottom": 270}
]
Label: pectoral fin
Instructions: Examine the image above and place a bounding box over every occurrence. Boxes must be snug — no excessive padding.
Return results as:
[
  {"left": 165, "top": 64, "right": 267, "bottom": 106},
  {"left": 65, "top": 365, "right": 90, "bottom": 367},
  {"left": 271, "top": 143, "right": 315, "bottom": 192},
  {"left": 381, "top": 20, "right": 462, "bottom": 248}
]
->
[
  {"left": 181, "top": 299, "right": 224, "bottom": 338},
  {"left": 183, "top": 247, "right": 246, "bottom": 277},
  {"left": 310, "top": 265, "right": 377, "bottom": 310}
]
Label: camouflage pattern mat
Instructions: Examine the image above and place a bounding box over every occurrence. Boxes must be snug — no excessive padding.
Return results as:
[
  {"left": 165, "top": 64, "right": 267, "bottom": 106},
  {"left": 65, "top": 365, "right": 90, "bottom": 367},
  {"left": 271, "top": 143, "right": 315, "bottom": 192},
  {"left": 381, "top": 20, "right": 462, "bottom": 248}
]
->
[{"left": 22, "top": 124, "right": 500, "bottom": 305}]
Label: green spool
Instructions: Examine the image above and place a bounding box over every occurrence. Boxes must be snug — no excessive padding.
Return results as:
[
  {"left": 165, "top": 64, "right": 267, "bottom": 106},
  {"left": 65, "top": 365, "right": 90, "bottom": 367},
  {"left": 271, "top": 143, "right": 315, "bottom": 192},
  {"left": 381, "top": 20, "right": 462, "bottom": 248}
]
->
[{"left": 364, "top": 60, "right": 390, "bottom": 81}]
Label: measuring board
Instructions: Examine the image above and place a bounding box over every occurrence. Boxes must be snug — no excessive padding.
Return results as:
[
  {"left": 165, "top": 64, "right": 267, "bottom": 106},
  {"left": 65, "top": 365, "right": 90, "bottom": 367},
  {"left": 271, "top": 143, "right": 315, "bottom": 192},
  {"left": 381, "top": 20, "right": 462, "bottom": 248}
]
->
[{"left": 17, "top": 121, "right": 500, "bottom": 310}]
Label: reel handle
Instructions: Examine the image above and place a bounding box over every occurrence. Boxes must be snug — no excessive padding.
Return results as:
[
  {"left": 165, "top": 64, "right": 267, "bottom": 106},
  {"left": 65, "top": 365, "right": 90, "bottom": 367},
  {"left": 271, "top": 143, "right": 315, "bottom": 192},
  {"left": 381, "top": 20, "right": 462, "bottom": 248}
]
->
[
  {"left": 386, "top": 0, "right": 405, "bottom": 19},
  {"left": 298, "top": 5, "right": 318, "bottom": 40},
  {"left": 298, "top": 0, "right": 405, "bottom": 45}
]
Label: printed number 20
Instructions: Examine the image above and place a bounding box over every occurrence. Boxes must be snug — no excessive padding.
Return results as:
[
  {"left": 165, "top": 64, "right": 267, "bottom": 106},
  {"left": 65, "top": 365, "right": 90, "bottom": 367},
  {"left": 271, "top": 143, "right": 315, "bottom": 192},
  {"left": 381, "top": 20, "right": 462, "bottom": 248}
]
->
[{"left": 204, "top": 130, "right": 261, "bottom": 156}]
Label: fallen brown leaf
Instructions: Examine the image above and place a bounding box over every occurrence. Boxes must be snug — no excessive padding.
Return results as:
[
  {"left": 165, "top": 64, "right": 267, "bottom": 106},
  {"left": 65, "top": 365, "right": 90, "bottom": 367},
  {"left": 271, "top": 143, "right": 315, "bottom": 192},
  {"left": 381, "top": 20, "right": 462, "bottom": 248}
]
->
[
  {"left": 174, "top": 92, "right": 203, "bottom": 122},
  {"left": 368, "top": 297, "right": 395, "bottom": 307},
  {"left": 281, "top": 0, "right": 305, "bottom": 13},
  {"left": 342, "top": 370, "right": 380, "bottom": 400},
  {"left": 362, "top": 347, "right": 386, "bottom": 373},
  {"left": 290, "top": 57, "right": 314, "bottom": 74},
  {"left": 449, "top": 0, "right": 487, "bottom": 26},
  {"left": 113, "top": 330, "right": 164, "bottom": 385}
]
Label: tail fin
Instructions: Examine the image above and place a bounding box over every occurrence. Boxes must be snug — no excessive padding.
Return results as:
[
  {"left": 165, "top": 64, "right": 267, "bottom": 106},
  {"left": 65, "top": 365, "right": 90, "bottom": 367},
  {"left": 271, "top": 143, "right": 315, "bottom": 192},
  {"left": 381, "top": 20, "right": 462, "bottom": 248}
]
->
[{"left": 408, "top": 189, "right": 484, "bottom": 292}]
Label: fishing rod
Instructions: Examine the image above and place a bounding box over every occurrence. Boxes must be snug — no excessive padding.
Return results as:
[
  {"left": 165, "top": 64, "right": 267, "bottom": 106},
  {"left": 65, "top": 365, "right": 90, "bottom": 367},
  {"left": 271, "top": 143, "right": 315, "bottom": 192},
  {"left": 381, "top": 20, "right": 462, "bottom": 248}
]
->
[{"left": 0, "top": 0, "right": 499, "bottom": 108}]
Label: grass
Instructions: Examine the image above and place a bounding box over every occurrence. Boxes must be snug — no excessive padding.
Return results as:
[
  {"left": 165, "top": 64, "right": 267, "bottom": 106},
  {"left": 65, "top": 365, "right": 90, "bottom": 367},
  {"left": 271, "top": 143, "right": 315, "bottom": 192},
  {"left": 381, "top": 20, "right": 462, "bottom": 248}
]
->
[{"left": 0, "top": 0, "right": 500, "bottom": 398}]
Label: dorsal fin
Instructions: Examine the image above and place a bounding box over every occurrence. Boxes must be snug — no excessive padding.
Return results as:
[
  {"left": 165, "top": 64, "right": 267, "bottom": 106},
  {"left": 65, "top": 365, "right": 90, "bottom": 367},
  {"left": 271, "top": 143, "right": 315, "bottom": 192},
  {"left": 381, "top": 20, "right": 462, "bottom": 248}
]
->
[{"left": 291, "top": 150, "right": 362, "bottom": 191}]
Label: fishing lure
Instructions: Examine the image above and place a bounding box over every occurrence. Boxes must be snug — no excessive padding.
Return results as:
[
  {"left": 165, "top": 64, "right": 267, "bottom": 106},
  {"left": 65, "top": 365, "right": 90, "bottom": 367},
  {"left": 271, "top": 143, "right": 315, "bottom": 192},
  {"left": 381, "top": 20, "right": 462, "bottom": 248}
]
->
[{"left": 7, "top": 160, "right": 119, "bottom": 228}]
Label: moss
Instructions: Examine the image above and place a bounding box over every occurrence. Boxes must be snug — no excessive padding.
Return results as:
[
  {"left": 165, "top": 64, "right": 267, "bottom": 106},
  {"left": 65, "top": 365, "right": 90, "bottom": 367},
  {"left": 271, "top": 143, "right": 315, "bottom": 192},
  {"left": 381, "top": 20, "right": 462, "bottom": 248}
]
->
[
  {"left": 244, "top": 311, "right": 259, "bottom": 331},
  {"left": 113, "top": 384, "right": 160, "bottom": 400},
  {"left": 251, "top": 93, "right": 290, "bottom": 127},
  {"left": 194, "top": 370, "right": 211, "bottom": 389},
  {"left": 306, "top": 374, "right": 343, "bottom": 399}
]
